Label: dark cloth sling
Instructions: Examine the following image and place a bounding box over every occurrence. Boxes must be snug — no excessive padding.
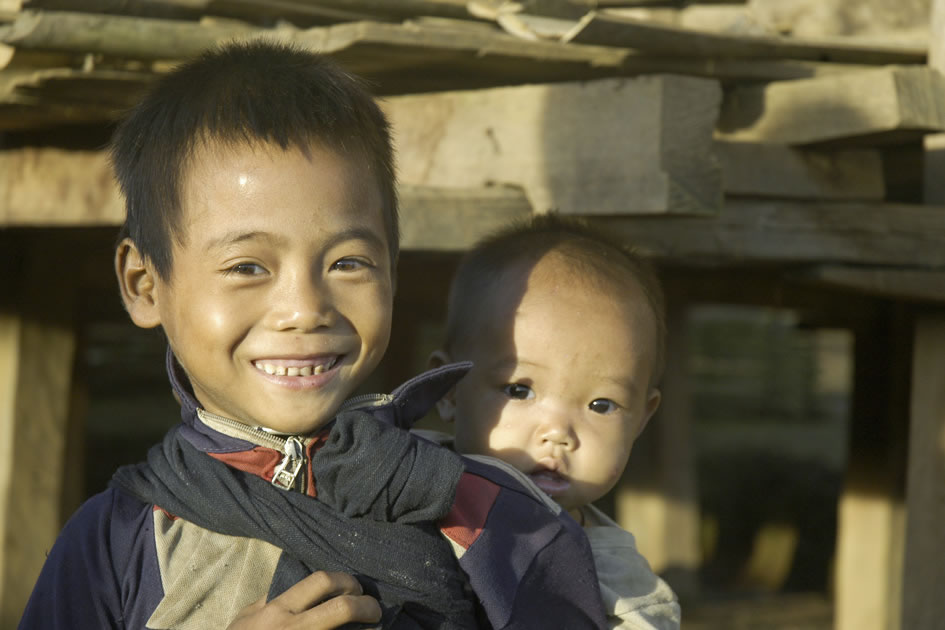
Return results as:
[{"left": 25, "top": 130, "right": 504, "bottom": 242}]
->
[{"left": 111, "top": 409, "right": 477, "bottom": 629}]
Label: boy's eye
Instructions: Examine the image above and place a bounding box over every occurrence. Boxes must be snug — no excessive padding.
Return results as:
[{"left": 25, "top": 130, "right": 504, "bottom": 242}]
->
[
  {"left": 502, "top": 383, "right": 534, "bottom": 400},
  {"left": 227, "top": 262, "right": 266, "bottom": 276},
  {"left": 330, "top": 257, "right": 370, "bottom": 272},
  {"left": 588, "top": 398, "right": 618, "bottom": 414}
]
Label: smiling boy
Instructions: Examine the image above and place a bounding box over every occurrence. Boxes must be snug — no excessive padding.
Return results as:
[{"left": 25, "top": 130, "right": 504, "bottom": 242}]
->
[
  {"left": 430, "top": 215, "right": 682, "bottom": 629},
  {"left": 19, "top": 42, "right": 608, "bottom": 629}
]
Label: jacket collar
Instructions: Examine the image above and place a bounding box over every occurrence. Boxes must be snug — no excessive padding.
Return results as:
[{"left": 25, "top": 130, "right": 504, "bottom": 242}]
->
[{"left": 166, "top": 347, "right": 471, "bottom": 453}]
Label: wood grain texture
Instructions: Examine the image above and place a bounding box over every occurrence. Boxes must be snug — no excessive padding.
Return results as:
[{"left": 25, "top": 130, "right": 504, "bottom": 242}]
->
[
  {"left": 384, "top": 75, "right": 723, "bottom": 215},
  {"left": 718, "top": 142, "right": 885, "bottom": 200},
  {"left": 717, "top": 66, "right": 945, "bottom": 145},
  {"left": 901, "top": 315, "right": 945, "bottom": 630}
]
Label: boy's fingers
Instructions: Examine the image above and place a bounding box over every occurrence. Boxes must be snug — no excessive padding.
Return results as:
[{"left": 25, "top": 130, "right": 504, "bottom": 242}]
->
[
  {"left": 275, "top": 571, "right": 365, "bottom": 613},
  {"left": 299, "top": 593, "right": 383, "bottom": 628}
]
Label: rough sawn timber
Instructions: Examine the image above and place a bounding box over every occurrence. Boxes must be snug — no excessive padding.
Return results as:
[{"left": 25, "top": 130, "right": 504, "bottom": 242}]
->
[
  {"left": 716, "top": 65, "right": 945, "bottom": 146},
  {"left": 717, "top": 141, "right": 885, "bottom": 200},
  {"left": 384, "top": 75, "right": 723, "bottom": 215}
]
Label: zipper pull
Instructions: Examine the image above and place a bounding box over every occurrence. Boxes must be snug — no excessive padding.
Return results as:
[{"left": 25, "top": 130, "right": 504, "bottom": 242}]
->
[{"left": 271, "top": 436, "right": 304, "bottom": 491}]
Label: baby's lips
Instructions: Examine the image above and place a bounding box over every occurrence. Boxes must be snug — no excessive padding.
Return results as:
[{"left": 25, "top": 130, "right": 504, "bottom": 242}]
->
[{"left": 529, "top": 469, "right": 571, "bottom": 496}]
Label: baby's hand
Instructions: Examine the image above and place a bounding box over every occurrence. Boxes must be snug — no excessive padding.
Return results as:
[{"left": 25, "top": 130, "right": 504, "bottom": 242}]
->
[{"left": 227, "top": 571, "right": 382, "bottom": 629}]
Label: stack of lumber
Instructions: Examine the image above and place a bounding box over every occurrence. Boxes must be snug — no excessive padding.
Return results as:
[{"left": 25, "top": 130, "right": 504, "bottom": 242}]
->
[{"left": 0, "top": 0, "right": 944, "bottom": 294}]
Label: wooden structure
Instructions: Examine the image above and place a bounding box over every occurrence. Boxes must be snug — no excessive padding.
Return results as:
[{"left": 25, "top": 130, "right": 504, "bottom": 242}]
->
[{"left": 1, "top": 1, "right": 944, "bottom": 628}]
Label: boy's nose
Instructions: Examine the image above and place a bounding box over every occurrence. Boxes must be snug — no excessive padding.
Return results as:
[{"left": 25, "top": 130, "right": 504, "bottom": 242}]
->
[{"left": 270, "top": 276, "right": 336, "bottom": 331}]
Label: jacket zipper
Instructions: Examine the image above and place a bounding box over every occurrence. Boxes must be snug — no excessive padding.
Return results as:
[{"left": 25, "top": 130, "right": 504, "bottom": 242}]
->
[
  {"left": 196, "top": 409, "right": 307, "bottom": 492},
  {"left": 195, "top": 394, "right": 394, "bottom": 492}
]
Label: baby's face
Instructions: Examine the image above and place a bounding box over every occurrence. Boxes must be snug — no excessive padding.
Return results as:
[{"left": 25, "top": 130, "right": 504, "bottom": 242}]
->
[
  {"left": 450, "top": 256, "right": 660, "bottom": 516},
  {"left": 152, "top": 142, "right": 393, "bottom": 434}
]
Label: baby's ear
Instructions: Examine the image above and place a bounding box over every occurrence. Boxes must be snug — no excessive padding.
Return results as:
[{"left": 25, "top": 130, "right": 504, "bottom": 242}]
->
[
  {"left": 428, "top": 349, "right": 457, "bottom": 422},
  {"left": 636, "top": 387, "right": 662, "bottom": 438},
  {"left": 115, "top": 238, "right": 162, "bottom": 329}
]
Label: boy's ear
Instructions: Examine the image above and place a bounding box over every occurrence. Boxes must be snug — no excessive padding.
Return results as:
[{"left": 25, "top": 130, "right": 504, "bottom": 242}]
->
[
  {"left": 429, "top": 349, "right": 457, "bottom": 422},
  {"left": 636, "top": 388, "right": 662, "bottom": 438},
  {"left": 115, "top": 238, "right": 162, "bottom": 329}
]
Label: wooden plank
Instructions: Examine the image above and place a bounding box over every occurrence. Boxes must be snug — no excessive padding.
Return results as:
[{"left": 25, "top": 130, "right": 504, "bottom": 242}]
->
[
  {"left": 384, "top": 75, "right": 723, "bottom": 215},
  {"left": 565, "top": 11, "right": 926, "bottom": 65},
  {"left": 0, "top": 10, "right": 627, "bottom": 64},
  {"left": 0, "top": 148, "right": 533, "bottom": 249},
  {"left": 8, "top": 148, "right": 945, "bottom": 266},
  {"left": 900, "top": 315, "right": 945, "bottom": 629},
  {"left": 399, "top": 184, "right": 532, "bottom": 250},
  {"left": 0, "top": 11, "right": 883, "bottom": 132},
  {"left": 835, "top": 307, "right": 910, "bottom": 630},
  {"left": 0, "top": 236, "right": 78, "bottom": 629},
  {"left": 797, "top": 267, "right": 945, "bottom": 304},
  {"left": 593, "top": 199, "right": 945, "bottom": 267},
  {"left": 716, "top": 66, "right": 945, "bottom": 146},
  {"left": 0, "top": 148, "right": 125, "bottom": 225},
  {"left": 718, "top": 142, "right": 884, "bottom": 200}
]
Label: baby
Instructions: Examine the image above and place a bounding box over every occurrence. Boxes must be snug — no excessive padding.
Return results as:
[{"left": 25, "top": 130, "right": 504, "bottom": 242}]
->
[{"left": 429, "top": 214, "right": 682, "bottom": 629}]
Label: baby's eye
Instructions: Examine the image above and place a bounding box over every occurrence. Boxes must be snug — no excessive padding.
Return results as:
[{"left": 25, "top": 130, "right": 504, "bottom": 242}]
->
[
  {"left": 330, "top": 257, "right": 370, "bottom": 272},
  {"left": 227, "top": 262, "right": 266, "bottom": 276},
  {"left": 502, "top": 383, "right": 534, "bottom": 400},
  {"left": 588, "top": 398, "right": 618, "bottom": 414}
]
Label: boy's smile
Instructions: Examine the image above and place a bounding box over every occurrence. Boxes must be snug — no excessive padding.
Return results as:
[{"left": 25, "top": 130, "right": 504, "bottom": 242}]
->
[
  {"left": 443, "top": 253, "right": 661, "bottom": 518},
  {"left": 127, "top": 142, "right": 393, "bottom": 434}
]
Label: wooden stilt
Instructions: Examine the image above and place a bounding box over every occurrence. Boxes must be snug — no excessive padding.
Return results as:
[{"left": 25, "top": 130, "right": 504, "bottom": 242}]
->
[{"left": 0, "top": 235, "right": 78, "bottom": 627}]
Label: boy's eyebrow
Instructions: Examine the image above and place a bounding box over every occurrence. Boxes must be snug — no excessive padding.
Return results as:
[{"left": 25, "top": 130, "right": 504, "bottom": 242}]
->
[
  {"left": 205, "top": 230, "right": 285, "bottom": 250},
  {"left": 322, "top": 227, "right": 388, "bottom": 253},
  {"left": 204, "top": 227, "right": 387, "bottom": 252}
]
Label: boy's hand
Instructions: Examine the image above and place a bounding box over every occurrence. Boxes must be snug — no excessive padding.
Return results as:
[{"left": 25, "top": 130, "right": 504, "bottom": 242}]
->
[{"left": 227, "top": 571, "right": 382, "bottom": 629}]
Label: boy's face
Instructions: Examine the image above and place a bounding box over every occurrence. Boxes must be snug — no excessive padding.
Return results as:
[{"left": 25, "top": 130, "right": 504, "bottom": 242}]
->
[
  {"left": 127, "top": 142, "right": 393, "bottom": 434},
  {"left": 443, "top": 254, "right": 660, "bottom": 516}
]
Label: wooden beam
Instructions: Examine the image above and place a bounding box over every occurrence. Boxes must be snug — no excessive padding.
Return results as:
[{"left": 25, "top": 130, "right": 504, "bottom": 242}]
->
[
  {"left": 0, "top": 11, "right": 880, "bottom": 130},
  {"left": 7, "top": 148, "right": 945, "bottom": 266},
  {"left": 398, "top": 184, "right": 531, "bottom": 250},
  {"left": 0, "top": 235, "right": 78, "bottom": 628},
  {"left": 900, "top": 314, "right": 945, "bottom": 629},
  {"left": 797, "top": 267, "right": 945, "bottom": 304},
  {"left": 718, "top": 142, "right": 885, "bottom": 201},
  {"left": 0, "top": 148, "right": 124, "bottom": 225},
  {"left": 716, "top": 66, "right": 945, "bottom": 146},
  {"left": 384, "top": 75, "right": 723, "bottom": 215},
  {"left": 565, "top": 11, "right": 926, "bottom": 65},
  {"left": 0, "top": 147, "right": 533, "bottom": 249},
  {"left": 594, "top": 199, "right": 945, "bottom": 267}
]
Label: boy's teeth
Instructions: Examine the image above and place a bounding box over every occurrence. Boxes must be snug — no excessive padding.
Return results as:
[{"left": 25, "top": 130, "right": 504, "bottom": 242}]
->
[{"left": 255, "top": 359, "right": 336, "bottom": 376}]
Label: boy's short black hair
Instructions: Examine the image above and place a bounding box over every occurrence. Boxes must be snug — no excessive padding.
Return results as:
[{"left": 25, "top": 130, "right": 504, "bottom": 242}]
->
[
  {"left": 111, "top": 39, "right": 397, "bottom": 278},
  {"left": 446, "top": 213, "right": 667, "bottom": 385}
]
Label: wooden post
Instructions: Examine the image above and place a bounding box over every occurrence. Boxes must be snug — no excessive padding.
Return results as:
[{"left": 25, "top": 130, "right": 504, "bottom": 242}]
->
[
  {"left": 900, "top": 315, "right": 945, "bottom": 627},
  {"left": 924, "top": 0, "right": 945, "bottom": 204},
  {"left": 900, "top": 2, "right": 945, "bottom": 623},
  {"left": 834, "top": 307, "right": 910, "bottom": 630},
  {"left": 0, "top": 234, "right": 78, "bottom": 626},
  {"left": 615, "top": 293, "right": 701, "bottom": 600}
]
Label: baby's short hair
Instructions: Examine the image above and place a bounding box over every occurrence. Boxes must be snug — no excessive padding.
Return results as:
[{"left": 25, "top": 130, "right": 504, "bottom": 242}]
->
[
  {"left": 110, "top": 39, "right": 397, "bottom": 278},
  {"left": 446, "top": 214, "right": 666, "bottom": 384}
]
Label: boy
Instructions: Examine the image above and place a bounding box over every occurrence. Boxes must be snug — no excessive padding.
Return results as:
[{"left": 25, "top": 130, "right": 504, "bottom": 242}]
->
[
  {"left": 429, "top": 215, "right": 682, "bottom": 630},
  {"left": 19, "top": 41, "right": 609, "bottom": 629}
]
